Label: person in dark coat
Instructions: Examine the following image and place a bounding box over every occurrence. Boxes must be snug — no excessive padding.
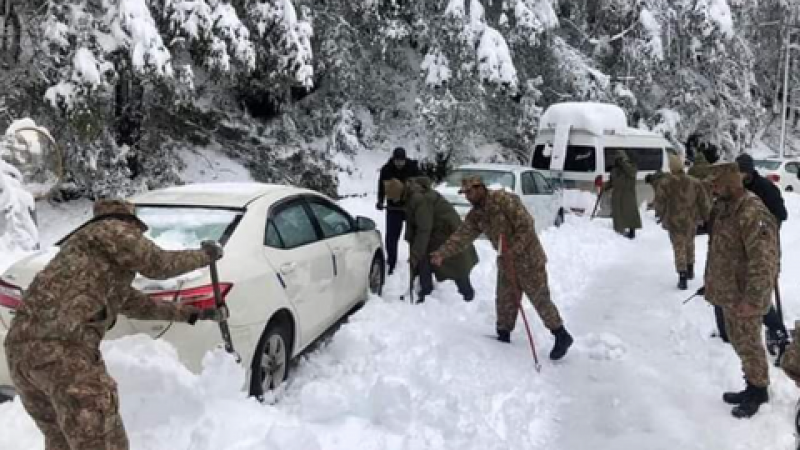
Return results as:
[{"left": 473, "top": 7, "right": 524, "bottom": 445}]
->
[
  {"left": 736, "top": 154, "right": 788, "bottom": 223},
  {"left": 604, "top": 150, "right": 642, "bottom": 238},
  {"left": 376, "top": 147, "right": 421, "bottom": 275},
  {"left": 384, "top": 177, "right": 478, "bottom": 304}
]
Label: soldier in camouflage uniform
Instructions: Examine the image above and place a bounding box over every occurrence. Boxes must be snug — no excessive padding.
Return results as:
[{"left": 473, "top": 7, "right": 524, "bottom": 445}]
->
[
  {"left": 430, "top": 176, "right": 574, "bottom": 360},
  {"left": 384, "top": 177, "right": 479, "bottom": 304},
  {"left": 653, "top": 155, "right": 711, "bottom": 290},
  {"left": 703, "top": 163, "right": 779, "bottom": 418},
  {"left": 4, "top": 199, "right": 227, "bottom": 450}
]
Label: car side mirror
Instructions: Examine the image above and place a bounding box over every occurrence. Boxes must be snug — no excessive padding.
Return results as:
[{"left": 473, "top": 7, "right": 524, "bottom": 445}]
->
[{"left": 356, "top": 216, "right": 377, "bottom": 231}]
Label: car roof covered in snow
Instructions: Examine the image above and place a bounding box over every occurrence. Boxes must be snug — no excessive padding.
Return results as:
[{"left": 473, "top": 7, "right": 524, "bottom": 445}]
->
[
  {"left": 453, "top": 163, "right": 534, "bottom": 174},
  {"left": 129, "top": 182, "right": 315, "bottom": 208}
]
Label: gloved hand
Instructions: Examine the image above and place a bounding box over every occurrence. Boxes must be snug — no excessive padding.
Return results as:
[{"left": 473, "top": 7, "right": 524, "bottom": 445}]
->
[
  {"left": 696, "top": 286, "right": 705, "bottom": 296},
  {"left": 201, "top": 240, "right": 224, "bottom": 261},
  {"left": 197, "top": 306, "right": 229, "bottom": 322},
  {"left": 376, "top": 202, "right": 385, "bottom": 211}
]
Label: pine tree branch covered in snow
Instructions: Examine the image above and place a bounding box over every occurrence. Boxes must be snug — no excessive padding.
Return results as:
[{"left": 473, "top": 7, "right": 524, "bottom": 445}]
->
[{"left": 1, "top": 0, "right": 799, "bottom": 199}]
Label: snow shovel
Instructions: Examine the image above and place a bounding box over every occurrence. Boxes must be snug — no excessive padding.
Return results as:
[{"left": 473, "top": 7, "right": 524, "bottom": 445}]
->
[
  {"left": 500, "top": 234, "right": 541, "bottom": 372},
  {"left": 590, "top": 189, "right": 605, "bottom": 220},
  {"left": 209, "top": 258, "right": 240, "bottom": 362}
]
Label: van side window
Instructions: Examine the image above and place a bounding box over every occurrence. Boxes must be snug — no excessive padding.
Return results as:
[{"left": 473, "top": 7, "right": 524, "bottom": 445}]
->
[
  {"left": 532, "top": 145, "right": 551, "bottom": 170},
  {"left": 604, "top": 148, "right": 663, "bottom": 172},
  {"left": 564, "top": 146, "right": 596, "bottom": 172}
]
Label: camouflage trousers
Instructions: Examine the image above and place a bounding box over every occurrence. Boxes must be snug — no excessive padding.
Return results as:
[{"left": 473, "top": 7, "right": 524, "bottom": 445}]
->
[
  {"left": 6, "top": 341, "right": 128, "bottom": 450},
  {"left": 496, "top": 256, "right": 563, "bottom": 332},
  {"left": 723, "top": 310, "right": 769, "bottom": 388},
  {"left": 668, "top": 227, "right": 695, "bottom": 272}
]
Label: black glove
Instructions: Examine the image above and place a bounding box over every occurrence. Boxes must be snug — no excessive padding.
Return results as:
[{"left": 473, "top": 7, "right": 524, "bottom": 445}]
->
[
  {"left": 201, "top": 240, "right": 223, "bottom": 261},
  {"left": 696, "top": 286, "right": 705, "bottom": 296},
  {"left": 376, "top": 202, "right": 385, "bottom": 211},
  {"left": 198, "top": 306, "right": 229, "bottom": 322}
]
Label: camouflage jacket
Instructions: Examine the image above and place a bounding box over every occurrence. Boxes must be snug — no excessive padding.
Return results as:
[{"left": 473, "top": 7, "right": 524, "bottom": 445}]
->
[
  {"left": 436, "top": 189, "right": 546, "bottom": 266},
  {"left": 5, "top": 200, "right": 210, "bottom": 350},
  {"left": 705, "top": 193, "right": 779, "bottom": 312},
  {"left": 653, "top": 172, "right": 711, "bottom": 231}
]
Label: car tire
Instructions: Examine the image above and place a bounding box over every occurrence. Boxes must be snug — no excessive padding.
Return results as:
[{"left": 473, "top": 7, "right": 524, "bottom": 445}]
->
[
  {"left": 368, "top": 253, "right": 385, "bottom": 296},
  {"left": 249, "top": 323, "right": 291, "bottom": 399},
  {"left": 787, "top": 186, "right": 794, "bottom": 193},
  {"left": 554, "top": 208, "right": 565, "bottom": 227}
]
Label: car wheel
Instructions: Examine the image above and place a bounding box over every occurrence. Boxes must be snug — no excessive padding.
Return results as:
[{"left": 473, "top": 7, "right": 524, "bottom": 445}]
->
[
  {"left": 787, "top": 186, "right": 794, "bottom": 192},
  {"left": 250, "top": 324, "right": 291, "bottom": 398},
  {"left": 554, "top": 208, "right": 565, "bottom": 227},
  {"left": 369, "top": 254, "right": 384, "bottom": 296}
]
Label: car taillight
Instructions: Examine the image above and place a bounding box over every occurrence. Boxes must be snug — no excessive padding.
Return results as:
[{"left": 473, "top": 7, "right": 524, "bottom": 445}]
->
[
  {"left": 594, "top": 175, "right": 604, "bottom": 193},
  {"left": 0, "top": 278, "right": 22, "bottom": 310},
  {"left": 148, "top": 283, "right": 233, "bottom": 310},
  {"left": 767, "top": 174, "right": 780, "bottom": 183}
]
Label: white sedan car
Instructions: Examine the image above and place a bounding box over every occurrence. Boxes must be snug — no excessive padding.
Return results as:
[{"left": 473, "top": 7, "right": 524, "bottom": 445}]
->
[
  {"left": 753, "top": 158, "right": 800, "bottom": 192},
  {"left": 435, "top": 164, "right": 565, "bottom": 233},
  {"left": 0, "top": 183, "right": 384, "bottom": 401}
]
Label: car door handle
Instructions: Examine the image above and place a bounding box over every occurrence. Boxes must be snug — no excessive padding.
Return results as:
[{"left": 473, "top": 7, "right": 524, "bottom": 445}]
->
[{"left": 280, "top": 262, "right": 297, "bottom": 275}]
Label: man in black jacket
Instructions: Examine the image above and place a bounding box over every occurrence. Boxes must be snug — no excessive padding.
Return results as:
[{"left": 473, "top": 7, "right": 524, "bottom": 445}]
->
[
  {"left": 376, "top": 147, "right": 421, "bottom": 275},
  {"left": 715, "top": 153, "right": 789, "bottom": 358}
]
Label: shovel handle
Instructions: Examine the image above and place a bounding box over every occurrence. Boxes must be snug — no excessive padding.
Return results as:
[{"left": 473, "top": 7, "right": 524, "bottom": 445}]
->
[{"left": 209, "top": 259, "right": 239, "bottom": 361}]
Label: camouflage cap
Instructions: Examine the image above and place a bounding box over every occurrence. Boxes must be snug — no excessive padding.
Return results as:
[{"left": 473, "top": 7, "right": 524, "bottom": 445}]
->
[
  {"left": 458, "top": 175, "right": 485, "bottom": 194},
  {"left": 93, "top": 199, "right": 136, "bottom": 217},
  {"left": 706, "top": 162, "right": 739, "bottom": 180}
]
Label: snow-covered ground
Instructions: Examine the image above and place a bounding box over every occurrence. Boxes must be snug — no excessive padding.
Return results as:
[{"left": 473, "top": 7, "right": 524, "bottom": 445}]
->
[{"left": 1, "top": 149, "right": 800, "bottom": 450}]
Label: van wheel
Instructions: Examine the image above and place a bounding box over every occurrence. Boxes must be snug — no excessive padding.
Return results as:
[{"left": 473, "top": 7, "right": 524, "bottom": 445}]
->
[
  {"left": 250, "top": 324, "right": 291, "bottom": 398},
  {"left": 554, "top": 208, "right": 565, "bottom": 227}
]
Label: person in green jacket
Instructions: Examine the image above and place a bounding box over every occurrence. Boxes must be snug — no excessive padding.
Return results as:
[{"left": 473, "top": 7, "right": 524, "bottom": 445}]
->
[
  {"left": 384, "top": 177, "right": 478, "bottom": 304},
  {"left": 604, "top": 150, "right": 642, "bottom": 238}
]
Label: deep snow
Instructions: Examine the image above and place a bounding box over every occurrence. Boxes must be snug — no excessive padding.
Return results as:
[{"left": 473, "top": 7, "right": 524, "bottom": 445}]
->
[{"left": 1, "top": 150, "right": 800, "bottom": 450}]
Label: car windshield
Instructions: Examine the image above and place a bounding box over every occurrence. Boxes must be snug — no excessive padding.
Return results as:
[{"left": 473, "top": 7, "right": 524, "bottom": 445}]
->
[
  {"left": 442, "top": 170, "right": 516, "bottom": 191},
  {"left": 137, "top": 206, "right": 243, "bottom": 250},
  {"left": 754, "top": 160, "right": 782, "bottom": 171}
]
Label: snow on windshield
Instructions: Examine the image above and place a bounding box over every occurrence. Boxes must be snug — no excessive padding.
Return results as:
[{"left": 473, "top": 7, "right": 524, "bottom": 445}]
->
[
  {"left": 754, "top": 160, "right": 781, "bottom": 171},
  {"left": 137, "top": 207, "right": 241, "bottom": 250},
  {"left": 442, "top": 170, "right": 515, "bottom": 191}
]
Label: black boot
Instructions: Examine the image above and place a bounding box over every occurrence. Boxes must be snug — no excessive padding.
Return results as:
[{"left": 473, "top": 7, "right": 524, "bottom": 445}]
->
[
  {"left": 626, "top": 229, "right": 636, "bottom": 240},
  {"left": 687, "top": 263, "right": 695, "bottom": 280},
  {"left": 722, "top": 385, "right": 749, "bottom": 405},
  {"left": 677, "top": 272, "right": 688, "bottom": 290},
  {"left": 731, "top": 384, "right": 769, "bottom": 418},
  {"left": 497, "top": 329, "right": 511, "bottom": 343},
  {"left": 550, "top": 326, "right": 574, "bottom": 360}
]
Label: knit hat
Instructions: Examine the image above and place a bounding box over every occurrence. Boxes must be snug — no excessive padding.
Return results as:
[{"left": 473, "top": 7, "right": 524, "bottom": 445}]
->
[
  {"left": 735, "top": 153, "right": 755, "bottom": 174},
  {"left": 392, "top": 147, "right": 407, "bottom": 160},
  {"left": 668, "top": 154, "right": 683, "bottom": 174},
  {"left": 93, "top": 199, "right": 136, "bottom": 217},
  {"left": 384, "top": 178, "right": 405, "bottom": 201}
]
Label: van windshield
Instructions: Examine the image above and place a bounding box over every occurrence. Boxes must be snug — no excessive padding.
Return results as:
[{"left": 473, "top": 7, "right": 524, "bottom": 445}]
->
[{"left": 604, "top": 148, "right": 664, "bottom": 172}]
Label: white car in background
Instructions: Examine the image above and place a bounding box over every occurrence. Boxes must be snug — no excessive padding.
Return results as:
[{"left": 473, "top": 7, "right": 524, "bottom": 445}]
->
[
  {"left": 436, "top": 164, "right": 565, "bottom": 234},
  {"left": 753, "top": 158, "right": 800, "bottom": 192},
  {"left": 0, "top": 183, "right": 384, "bottom": 401}
]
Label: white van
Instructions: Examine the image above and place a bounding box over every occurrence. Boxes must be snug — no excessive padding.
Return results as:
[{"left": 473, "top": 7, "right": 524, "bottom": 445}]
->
[{"left": 528, "top": 102, "right": 678, "bottom": 215}]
